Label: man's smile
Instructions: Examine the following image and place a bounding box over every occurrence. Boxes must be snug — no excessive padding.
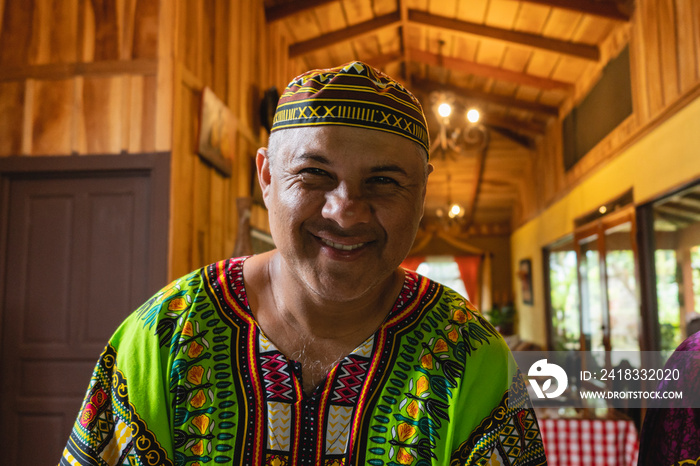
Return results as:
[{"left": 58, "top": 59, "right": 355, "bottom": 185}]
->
[{"left": 320, "top": 238, "right": 367, "bottom": 251}]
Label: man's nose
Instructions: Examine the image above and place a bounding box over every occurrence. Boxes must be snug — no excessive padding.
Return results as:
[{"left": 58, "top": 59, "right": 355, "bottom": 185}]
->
[{"left": 321, "top": 184, "right": 371, "bottom": 228}]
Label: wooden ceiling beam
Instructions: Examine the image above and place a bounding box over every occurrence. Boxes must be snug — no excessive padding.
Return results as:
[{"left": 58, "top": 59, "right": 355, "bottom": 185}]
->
[
  {"left": 484, "top": 124, "right": 536, "bottom": 149},
  {"left": 655, "top": 210, "right": 692, "bottom": 228},
  {"left": 409, "top": 47, "right": 574, "bottom": 92},
  {"left": 265, "top": 0, "right": 339, "bottom": 23},
  {"left": 657, "top": 205, "right": 700, "bottom": 222},
  {"left": 672, "top": 195, "right": 700, "bottom": 210},
  {"left": 408, "top": 9, "right": 600, "bottom": 61},
  {"left": 521, "top": 0, "right": 633, "bottom": 21},
  {"left": 398, "top": 0, "right": 409, "bottom": 82},
  {"left": 481, "top": 113, "right": 545, "bottom": 134},
  {"left": 289, "top": 11, "right": 401, "bottom": 58},
  {"left": 413, "top": 78, "right": 560, "bottom": 117},
  {"left": 364, "top": 51, "right": 404, "bottom": 69}
]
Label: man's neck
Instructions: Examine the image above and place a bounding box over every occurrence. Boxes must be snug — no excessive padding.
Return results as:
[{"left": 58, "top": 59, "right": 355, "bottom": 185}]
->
[
  {"left": 267, "top": 252, "right": 401, "bottom": 339},
  {"left": 243, "top": 251, "right": 403, "bottom": 394}
]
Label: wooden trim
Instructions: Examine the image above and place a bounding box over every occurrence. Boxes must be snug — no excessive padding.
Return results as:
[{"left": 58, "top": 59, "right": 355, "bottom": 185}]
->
[
  {"left": 635, "top": 204, "right": 659, "bottom": 353},
  {"left": 523, "top": 0, "right": 633, "bottom": 21},
  {"left": 409, "top": 48, "right": 575, "bottom": 92},
  {"left": 289, "top": 11, "right": 401, "bottom": 58},
  {"left": 398, "top": 0, "right": 409, "bottom": 83},
  {"left": 413, "top": 78, "right": 560, "bottom": 117},
  {"left": 574, "top": 207, "right": 640, "bottom": 356},
  {"left": 265, "top": 0, "right": 339, "bottom": 23},
  {"left": 462, "top": 128, "right": 490, "bottom": 231},
  {"left": 0, "top": 152, "right": 168, "bottom": 173},
  {"left": 0, "top": 172, "right": 10, "bottom": 353},
  {"left": 0, "top": 59, "right": 158, "bottom": 82},
  {"left": 408, "top": 9, "right": 600, "bottom": 61},
  {"left": 542, "top": 245, "right": 555, "bottom": 351}
]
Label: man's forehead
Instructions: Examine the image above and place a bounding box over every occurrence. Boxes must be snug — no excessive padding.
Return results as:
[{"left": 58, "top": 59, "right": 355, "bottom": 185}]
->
[{"left": 275, "top": 126, "right": 426, "bottom": 169}]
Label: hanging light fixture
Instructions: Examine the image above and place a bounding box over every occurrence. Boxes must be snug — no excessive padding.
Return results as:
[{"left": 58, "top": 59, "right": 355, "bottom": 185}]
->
[
  {"left": 428, "top": 39, "right": 490, "bottom": 231},
  {"left": 429, "top": 93, "right": 490, "bottom": 231},
  {"left": 435, "top": 172, "right": 465, "bottom": 227}
]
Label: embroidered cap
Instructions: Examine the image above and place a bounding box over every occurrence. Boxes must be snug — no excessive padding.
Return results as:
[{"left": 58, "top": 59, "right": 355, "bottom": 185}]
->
[{"left": 271, "top": 61, "right": 430, "bottom": 157}]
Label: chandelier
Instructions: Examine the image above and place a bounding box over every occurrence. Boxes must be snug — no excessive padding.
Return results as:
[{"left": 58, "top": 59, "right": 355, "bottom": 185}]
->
[{"left": 430, "top": 91, "right": 490, "bottom": 230}]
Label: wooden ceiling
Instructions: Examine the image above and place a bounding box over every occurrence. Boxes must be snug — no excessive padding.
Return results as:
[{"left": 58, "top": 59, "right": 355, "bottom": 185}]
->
[{"left": 263, "top": 0, "right": 634, "bottom": 234}]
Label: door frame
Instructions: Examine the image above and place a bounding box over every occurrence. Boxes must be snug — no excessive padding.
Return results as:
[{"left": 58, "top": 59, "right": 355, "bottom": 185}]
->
[
  {"left": 0, "top": 152, "right": 171, "bottom": 356},
  {"left": 574, "top": 206, "right": 643, "bottom": 352}
]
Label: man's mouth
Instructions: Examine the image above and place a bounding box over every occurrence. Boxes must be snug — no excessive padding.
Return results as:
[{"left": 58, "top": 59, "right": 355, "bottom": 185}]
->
[{"left": 320, "top": 238, "right": 366, "bottom": 251}]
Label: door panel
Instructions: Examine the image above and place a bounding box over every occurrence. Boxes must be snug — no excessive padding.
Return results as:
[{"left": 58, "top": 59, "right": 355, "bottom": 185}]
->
[{"left": 1, "top": 169, "right": 163, "bottom": 465}]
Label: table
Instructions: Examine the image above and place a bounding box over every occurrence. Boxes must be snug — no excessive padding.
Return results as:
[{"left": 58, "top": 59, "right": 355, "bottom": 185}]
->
[{"left": 538, "top": 418, "right": 639, "bottom": 466}]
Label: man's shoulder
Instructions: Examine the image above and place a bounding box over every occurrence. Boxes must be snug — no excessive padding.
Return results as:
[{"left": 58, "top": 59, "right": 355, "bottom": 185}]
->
[
  {"left": 122, "top": 258, "right": 245, "bottom": 337},
  {"left": 407, "top": 272, "right": 507, "bottom": 359},
  {"left": 411, "top": 272, "right": 485, "bottom": 321}
]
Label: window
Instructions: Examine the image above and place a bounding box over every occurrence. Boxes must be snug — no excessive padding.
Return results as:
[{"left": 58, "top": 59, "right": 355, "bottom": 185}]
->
[
  {"left": 545, "top": 238, "right": 580, "bottom": 350},
  {"left": 416, "top": 256, "right": 469, "bottom": 299},
  {"left": 641, "top": 182, "right": 700, "bottom": 351}
]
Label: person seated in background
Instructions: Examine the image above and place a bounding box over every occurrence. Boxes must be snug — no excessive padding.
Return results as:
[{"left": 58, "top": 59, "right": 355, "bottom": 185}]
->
[
  {"left": 638, "top": 331, "right": 700, "bottom": 465},
  {"left": 61, "top": 61, "right": 547, "bottom": 466}
]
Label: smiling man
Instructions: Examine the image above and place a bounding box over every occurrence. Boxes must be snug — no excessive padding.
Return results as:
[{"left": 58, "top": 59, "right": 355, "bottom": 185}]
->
[{"left": 62, "top": 62, "right": 547, "bottom": 466}]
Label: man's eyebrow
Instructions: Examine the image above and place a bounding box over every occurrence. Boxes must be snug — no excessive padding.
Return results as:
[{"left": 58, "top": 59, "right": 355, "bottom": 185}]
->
[
  {"left": 296, "top": 153, "right": 331, "bottom": 165},
  {"left": 370, "top": 164, "right": 409, "bottom": 177}
]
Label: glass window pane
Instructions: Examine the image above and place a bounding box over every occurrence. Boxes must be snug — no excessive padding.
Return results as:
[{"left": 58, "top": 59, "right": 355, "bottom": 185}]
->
[
  {"left": 604, "top": 222, "right": 640, "bottom": 352},
  {"left": 548, "top": 249, "right": 580, "bottom": 350},
  {"left": 652, "top": 183, "right": 700, "bottom": 348},
  {"left": 655, "top": 249, "right": 682, "bottom": 350},
  {"left": 416, "top": 256, "right": 468, "bottom": 298},
  {"left": 580, "top": 235, "right": 604, "bottom": 353}
]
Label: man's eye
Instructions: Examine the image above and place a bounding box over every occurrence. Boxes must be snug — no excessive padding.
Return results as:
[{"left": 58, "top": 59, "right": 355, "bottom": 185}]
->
[
  {"left": 299, "top": 168, "right": 328, "bottom": 177},
  {"left": 369, "top": 176, "right": 398, "bottom": 185}
]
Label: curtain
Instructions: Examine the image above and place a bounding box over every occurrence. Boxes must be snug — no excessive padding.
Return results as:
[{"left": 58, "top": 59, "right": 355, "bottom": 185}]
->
[
  {"left": 454, "top": 255, "right": 482, "bottom": 306},
  {"left": 401, "top": 256, "right": 425, "bottom": 272}
]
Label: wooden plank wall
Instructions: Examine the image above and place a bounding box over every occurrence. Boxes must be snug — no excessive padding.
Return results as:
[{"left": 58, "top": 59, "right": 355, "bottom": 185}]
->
[
  {"left": 0, "top": 0, "right": 163, "bottom": 156},
  {"left": 169, "top": 0, "right": 288, "bottom": 279},
  {"left": 526, "top": 0, "right": 700, "bottom": 222},
  {"left": 0, "top": 0, "right": 289, "bottom": 280}
]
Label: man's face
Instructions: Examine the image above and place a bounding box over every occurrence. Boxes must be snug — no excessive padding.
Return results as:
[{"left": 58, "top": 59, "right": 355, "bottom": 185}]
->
[{"left": 257, "top": 125, "right": 431, "bottom": 302}]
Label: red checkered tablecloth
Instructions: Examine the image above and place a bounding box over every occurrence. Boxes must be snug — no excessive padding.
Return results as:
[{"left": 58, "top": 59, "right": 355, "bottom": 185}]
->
[{"left": 539, "top": 418, "right": 639, "bottom": 466}]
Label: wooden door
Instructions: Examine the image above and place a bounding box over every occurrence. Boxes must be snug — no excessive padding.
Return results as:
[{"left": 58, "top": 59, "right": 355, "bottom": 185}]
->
[{"left": 0, "top": 155, "right": 169, "bottom": 465}]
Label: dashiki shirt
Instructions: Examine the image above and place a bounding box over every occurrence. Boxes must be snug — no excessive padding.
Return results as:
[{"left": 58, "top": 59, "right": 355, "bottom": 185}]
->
[{"left": 61, "top": 257, "right": 547, "bottom": 466}]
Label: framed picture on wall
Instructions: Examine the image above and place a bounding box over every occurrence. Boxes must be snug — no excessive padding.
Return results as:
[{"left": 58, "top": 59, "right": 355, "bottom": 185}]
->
[
  {"left": 519, "top": 258, "right": 533, "bottom": 305},
  {"left": 197, "top": 87, "right": 234, "bottom": 177}
]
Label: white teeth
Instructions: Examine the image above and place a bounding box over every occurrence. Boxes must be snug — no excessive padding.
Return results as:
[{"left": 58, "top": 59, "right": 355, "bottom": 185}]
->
[{"left": 321, "top": 238, "right": 365, "bottom": 251}]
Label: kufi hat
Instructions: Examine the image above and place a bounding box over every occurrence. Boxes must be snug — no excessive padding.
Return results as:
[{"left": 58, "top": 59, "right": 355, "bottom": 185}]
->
[{"left": 271, "top": 61, "right": 430, "bottom": 157}]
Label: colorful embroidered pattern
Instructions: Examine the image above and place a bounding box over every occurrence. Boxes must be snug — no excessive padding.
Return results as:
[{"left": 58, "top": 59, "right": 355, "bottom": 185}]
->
[
  {"left": 62, "top": 345, "right": 171, "bottom": 466},
  {"left": 61, "top": 257, "right": 547, "bottom": 465}
]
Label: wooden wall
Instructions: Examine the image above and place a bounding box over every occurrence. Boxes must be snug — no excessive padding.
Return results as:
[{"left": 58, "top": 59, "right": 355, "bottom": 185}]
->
[
  {"left": 0, "top": 0, "right": 289, "bottom": 280},
  {"left": 0, "top": 0, "right": 168, "bottom": 156},
  {"left": 168, "top": 0, "right": 288, "bottom": 279},
  {"left": 524, "top": 0, "right": 700, "bottom": 222}
]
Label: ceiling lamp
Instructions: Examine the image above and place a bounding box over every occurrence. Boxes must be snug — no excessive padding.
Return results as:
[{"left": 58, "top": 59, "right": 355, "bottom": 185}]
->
[
  {"left": 429, "top": 92, "right": 490, "bottom": 232},
  {"left": 430, "top": 92, "right": 487, "bottom": 159},
  {"left": 437, "top": 102, "right": 452, "bottom": 118}
]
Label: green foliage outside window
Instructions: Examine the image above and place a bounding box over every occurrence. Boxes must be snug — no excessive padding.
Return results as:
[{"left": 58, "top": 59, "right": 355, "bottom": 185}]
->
[{"left": 549, "top": 250, "right": 580, "bottom": 350}]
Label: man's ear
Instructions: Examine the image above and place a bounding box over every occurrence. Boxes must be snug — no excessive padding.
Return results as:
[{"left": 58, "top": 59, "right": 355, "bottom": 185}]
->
[
  {"left": 419, "top": 163, "right": 434, "bottom": 218},
  {"left": 256, "top": 148, "right": 271, "bottom": 204}
]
